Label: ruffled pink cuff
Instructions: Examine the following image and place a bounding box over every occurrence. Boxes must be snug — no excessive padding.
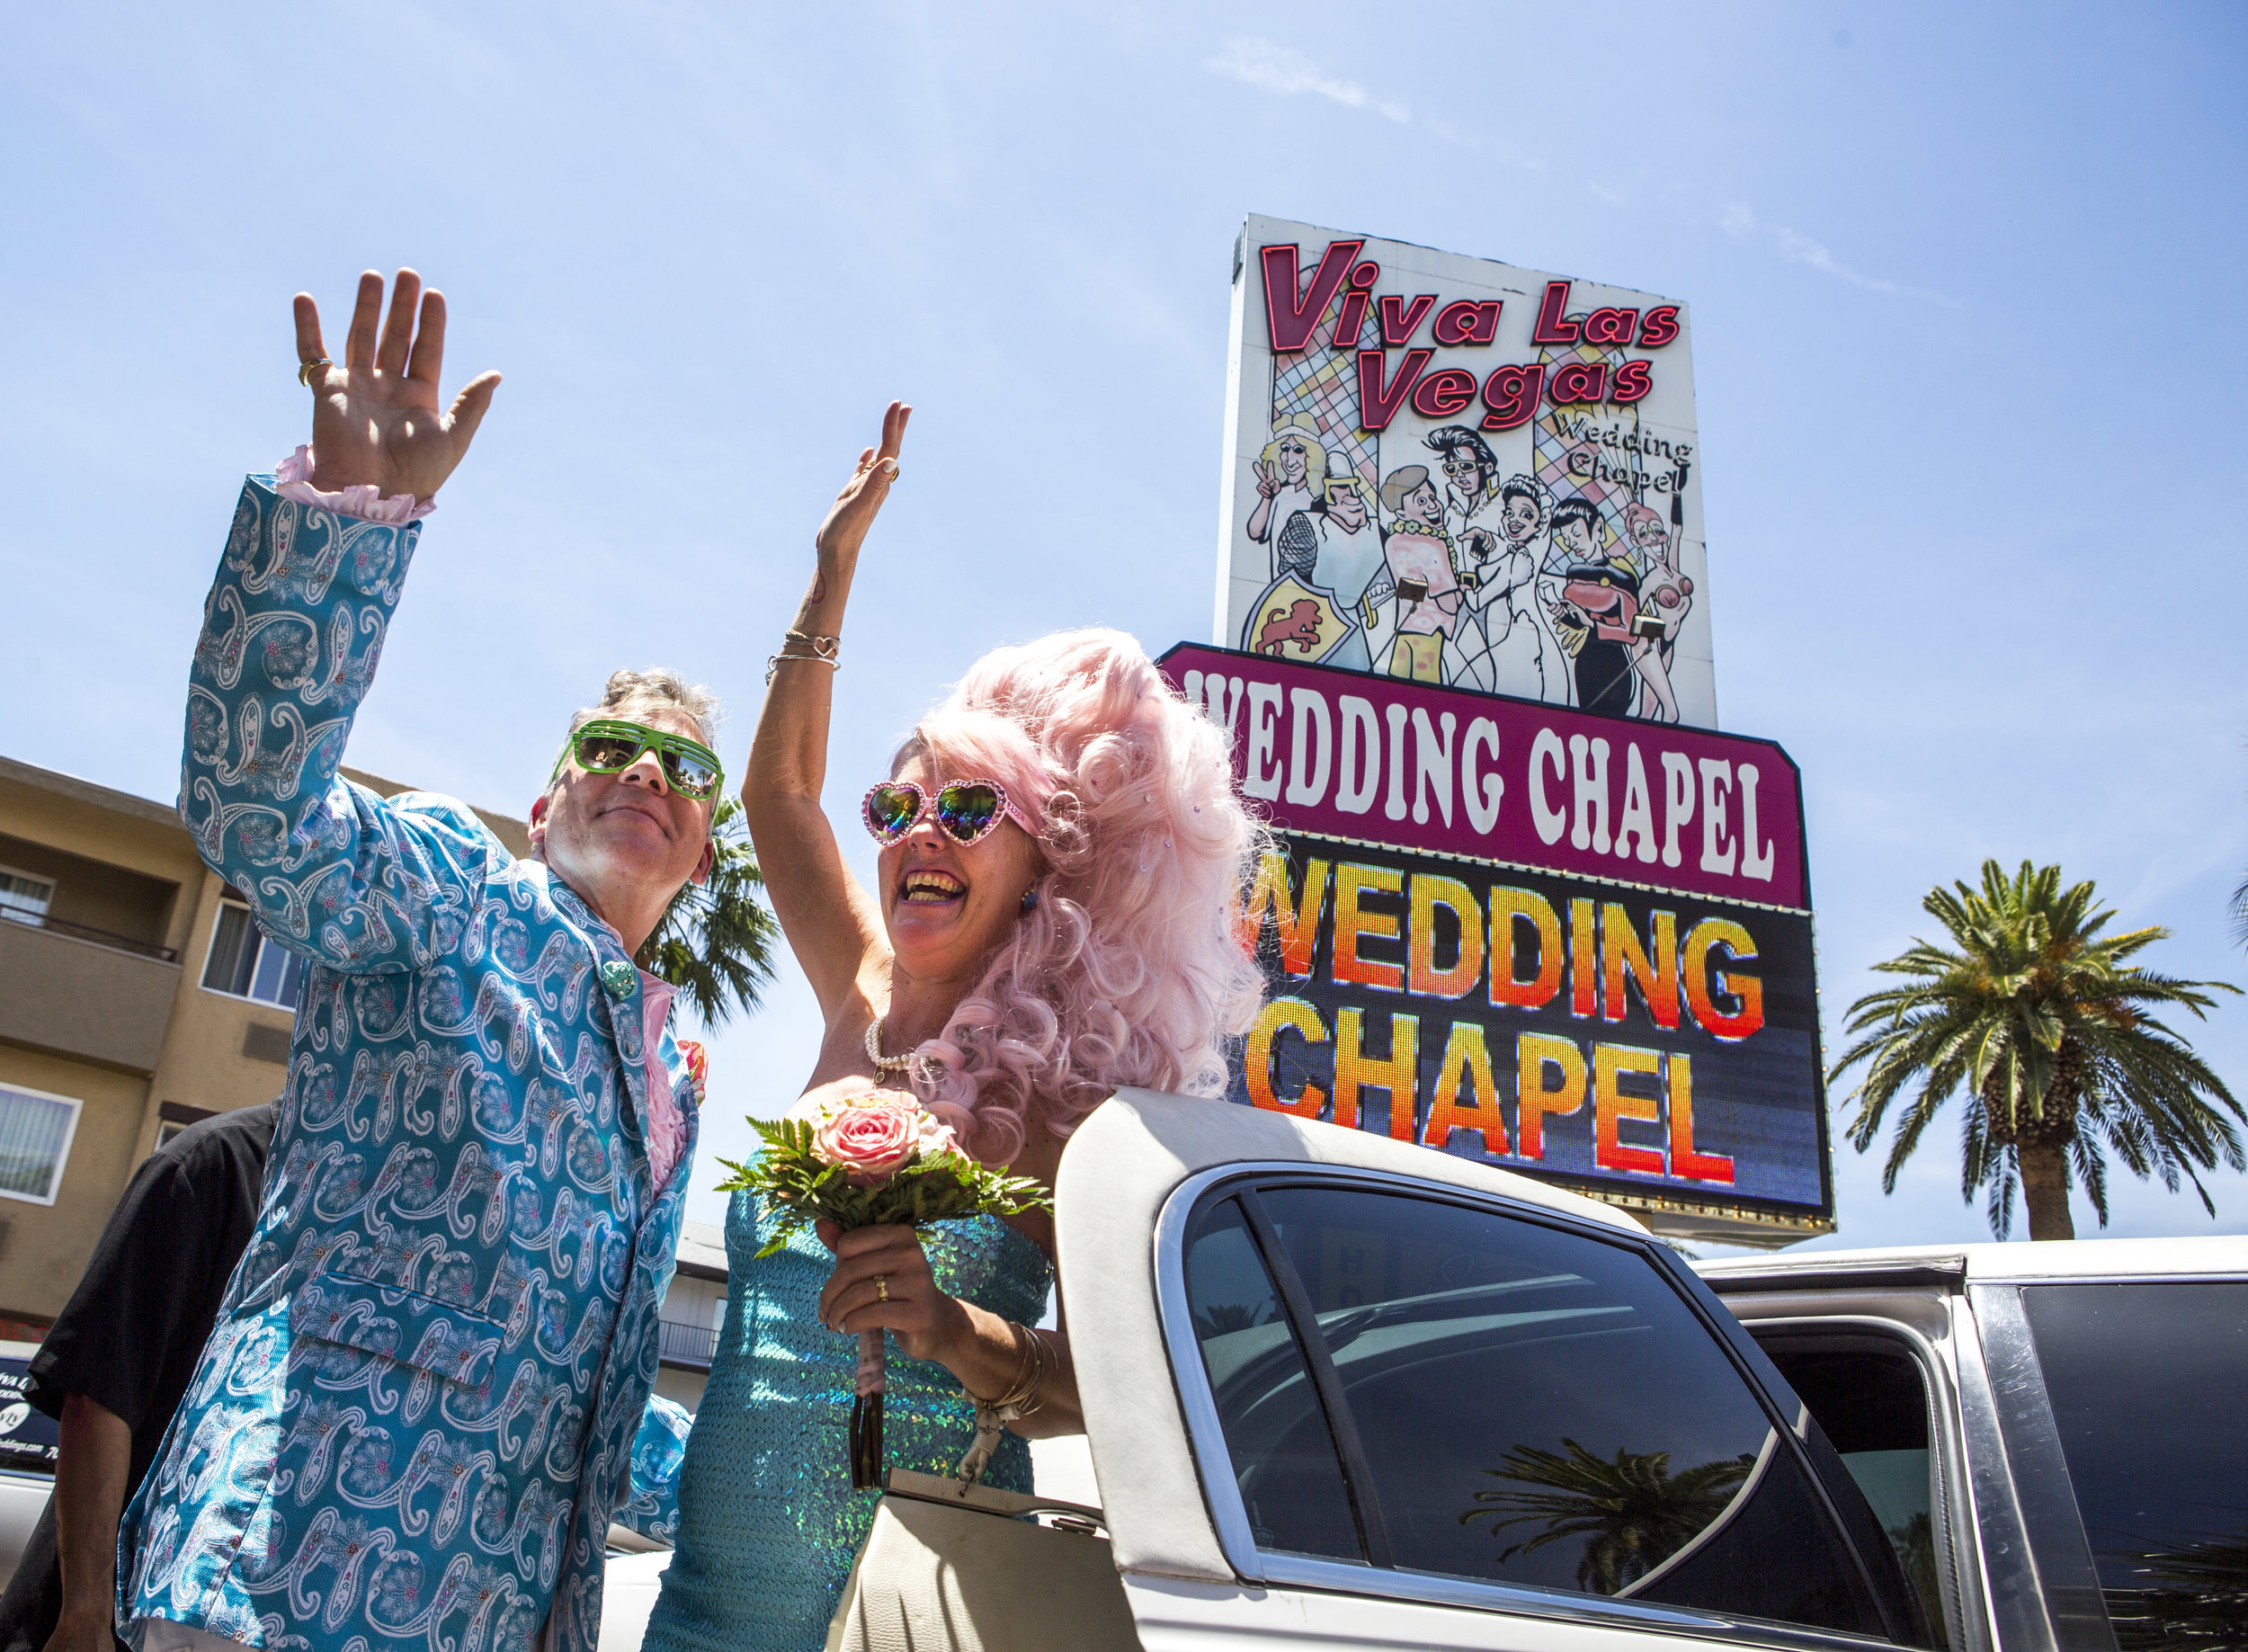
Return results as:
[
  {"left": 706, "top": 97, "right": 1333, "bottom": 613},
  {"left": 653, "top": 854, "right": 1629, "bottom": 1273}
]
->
[
  {"left": 639, "top": 975, "right": 687, "bottom": 1194},
  {"left": 274, "top": 444, "right": 435, "bottom": 523}
]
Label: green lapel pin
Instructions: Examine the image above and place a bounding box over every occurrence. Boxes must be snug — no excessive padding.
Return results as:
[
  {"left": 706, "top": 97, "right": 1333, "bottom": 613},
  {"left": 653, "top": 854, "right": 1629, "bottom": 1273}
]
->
[{"left": 599, "top": 960, "right": 638, "bottom": 1001}]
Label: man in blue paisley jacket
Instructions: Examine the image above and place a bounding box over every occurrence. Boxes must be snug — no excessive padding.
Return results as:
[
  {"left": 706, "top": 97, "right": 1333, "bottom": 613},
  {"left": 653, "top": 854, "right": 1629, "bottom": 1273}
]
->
[{"left": 117, "top": 270, "right": 707, "bottom": 1652}]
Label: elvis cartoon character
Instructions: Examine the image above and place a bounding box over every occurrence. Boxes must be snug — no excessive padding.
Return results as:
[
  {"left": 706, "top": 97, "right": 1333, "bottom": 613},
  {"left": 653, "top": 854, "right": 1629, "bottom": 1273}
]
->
[{"left": 1423, "top": 426, "right": 1507, "bottom": 692}]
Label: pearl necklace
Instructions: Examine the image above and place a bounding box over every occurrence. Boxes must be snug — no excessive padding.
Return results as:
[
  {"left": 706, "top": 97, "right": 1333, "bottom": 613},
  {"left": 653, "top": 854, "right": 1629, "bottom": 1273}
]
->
[{"left": 864, "top": 1014, "right": 916, "bottom": 1080}]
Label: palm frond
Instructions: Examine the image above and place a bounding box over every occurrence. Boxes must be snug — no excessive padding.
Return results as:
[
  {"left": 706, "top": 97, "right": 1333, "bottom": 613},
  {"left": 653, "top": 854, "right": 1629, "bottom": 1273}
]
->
[
  {"left": 1833, "top": 857, "right": 2241, "bottom": 1239},
  {"left": 635, "top": 796, "right": 781, "bottom": 1029}
]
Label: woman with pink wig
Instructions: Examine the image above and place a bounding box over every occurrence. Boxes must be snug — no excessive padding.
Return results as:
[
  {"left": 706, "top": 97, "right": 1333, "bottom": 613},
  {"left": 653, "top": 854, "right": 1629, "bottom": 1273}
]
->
[{"left": 642, "top": 405, "right": 1269, "bottom": 1652}]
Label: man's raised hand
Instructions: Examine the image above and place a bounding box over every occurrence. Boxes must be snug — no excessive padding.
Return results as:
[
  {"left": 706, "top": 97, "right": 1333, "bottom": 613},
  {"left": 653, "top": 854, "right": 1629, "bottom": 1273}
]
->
[{"left": 296, "top": 270, "right": 501, "bottom": 501}]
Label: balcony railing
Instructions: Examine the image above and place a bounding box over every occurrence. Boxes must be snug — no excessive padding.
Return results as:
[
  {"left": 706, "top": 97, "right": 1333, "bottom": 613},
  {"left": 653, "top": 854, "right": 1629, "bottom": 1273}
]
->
[
  {"left": 0, "top": 909, "right": 177, "bottom": 962},
  {"left": 656, "top": 1318, "right": 720, "bottom": 1370}
]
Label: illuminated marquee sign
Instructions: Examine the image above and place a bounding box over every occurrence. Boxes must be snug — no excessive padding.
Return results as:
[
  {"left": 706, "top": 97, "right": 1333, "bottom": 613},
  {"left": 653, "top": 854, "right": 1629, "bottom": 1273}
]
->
[{"left": 1163, "top": 642, "right": 1831, "bottom": 1246}]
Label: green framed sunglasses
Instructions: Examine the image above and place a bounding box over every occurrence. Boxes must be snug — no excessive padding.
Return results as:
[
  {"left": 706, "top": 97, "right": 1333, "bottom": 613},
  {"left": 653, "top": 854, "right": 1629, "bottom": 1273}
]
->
[{"left": 551, "top": 719, "right": 726, "bottom": 801}]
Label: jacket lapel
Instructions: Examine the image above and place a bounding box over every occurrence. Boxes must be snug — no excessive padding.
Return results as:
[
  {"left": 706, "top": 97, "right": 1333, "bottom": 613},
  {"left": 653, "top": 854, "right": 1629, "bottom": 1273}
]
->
[{"left": 538, "top": 867, "right": 653, "bottom": 1195}]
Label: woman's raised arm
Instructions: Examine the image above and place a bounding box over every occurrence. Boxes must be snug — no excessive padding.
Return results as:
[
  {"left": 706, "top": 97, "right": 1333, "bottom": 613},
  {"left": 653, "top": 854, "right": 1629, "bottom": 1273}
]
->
[{"left": 743, "top": 401, "right": 911, "bottom": 1015}]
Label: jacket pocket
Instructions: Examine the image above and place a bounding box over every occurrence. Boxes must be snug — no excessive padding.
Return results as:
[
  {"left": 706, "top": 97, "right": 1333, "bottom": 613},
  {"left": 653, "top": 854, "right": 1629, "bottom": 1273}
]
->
[{"left": 299, "top": 1269, "right": 508, "bottom": 1387}]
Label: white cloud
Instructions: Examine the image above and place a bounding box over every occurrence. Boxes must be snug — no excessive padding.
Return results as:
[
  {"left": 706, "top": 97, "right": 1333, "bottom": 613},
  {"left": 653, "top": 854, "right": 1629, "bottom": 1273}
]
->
[
  {"left": 1204, "top": 36, "right": 1409, "bottom": 124},
  {"left": 1720, "top": 201, "right": 1958, "bottom": 307}
]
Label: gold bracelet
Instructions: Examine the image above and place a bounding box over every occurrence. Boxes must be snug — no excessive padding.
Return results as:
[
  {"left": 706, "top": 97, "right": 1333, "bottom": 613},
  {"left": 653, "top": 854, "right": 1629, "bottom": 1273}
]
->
[{"left": 970, "top": 1321, "right": 1044, "bottom": 1414}]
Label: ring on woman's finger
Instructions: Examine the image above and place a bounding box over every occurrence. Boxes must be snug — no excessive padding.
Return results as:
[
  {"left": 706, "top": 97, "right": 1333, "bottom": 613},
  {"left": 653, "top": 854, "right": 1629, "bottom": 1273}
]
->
[
  {"left": 873, "top": 1274, "right": 888, "bottom": 1303},
  {"left": 297, "top": 357, "right": 331, "bottom": 388}
]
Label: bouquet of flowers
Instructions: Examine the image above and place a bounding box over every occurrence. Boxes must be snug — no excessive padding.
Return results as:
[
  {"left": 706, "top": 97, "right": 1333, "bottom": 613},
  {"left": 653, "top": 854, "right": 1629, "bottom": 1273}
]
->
[{"left": 716, "top": 1088, "right": 1049, "bottom": 1487}]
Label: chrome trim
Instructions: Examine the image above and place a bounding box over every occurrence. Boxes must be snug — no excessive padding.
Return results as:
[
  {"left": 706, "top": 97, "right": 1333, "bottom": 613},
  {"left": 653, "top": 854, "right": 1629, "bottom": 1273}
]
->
[
  {"left": 1150, "top": 1162, "right": 1904, "bottom": 1650},
  {"left": 1255, "top": 1554, "right": 1910, "bottom": 1651},
  {"left": 1948, "top": 1288, "right": 2055, "bottom": 1652},
  {"left": 1153, "top": 1162, "right": 1279, "bottom": 1583},
  {"left": 1967, "top": 1284, "right": 2118, "bottom": 1651}
]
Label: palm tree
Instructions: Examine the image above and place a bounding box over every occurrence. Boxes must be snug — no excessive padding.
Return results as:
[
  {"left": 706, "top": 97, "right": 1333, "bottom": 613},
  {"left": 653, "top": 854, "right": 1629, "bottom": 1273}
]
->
[
  {"left": 1829, "top": 859, "right": 2244, "bottom": 1241},
  {"left": 1460, "top": 1438, "right": 1753, "bottom": 1594},
  {"left": 636, "top": 797, "right": 781, "bottom": 1028}
]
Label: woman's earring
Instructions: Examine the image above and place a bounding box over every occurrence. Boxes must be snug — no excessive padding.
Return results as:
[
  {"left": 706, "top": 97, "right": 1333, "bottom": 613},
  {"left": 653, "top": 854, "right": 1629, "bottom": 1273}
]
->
[{"left": 1019, "top": 888, "right": 1039, "bottom": 914}]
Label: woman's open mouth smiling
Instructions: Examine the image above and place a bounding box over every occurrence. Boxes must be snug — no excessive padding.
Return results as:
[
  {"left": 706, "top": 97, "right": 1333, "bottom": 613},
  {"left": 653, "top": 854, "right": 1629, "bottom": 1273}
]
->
[{"left": 900, "top": 869, "right": 966, "bottom": 904}]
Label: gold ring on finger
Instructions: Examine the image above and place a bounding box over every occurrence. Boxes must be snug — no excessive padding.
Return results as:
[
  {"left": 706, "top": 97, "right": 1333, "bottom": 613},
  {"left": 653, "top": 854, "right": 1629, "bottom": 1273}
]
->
[
  {"left": 873, "top": 1274, "right": 888, "bottom": 1302},
  {"left": 298, "top": 357, "right": 331, "bottom": 388}
]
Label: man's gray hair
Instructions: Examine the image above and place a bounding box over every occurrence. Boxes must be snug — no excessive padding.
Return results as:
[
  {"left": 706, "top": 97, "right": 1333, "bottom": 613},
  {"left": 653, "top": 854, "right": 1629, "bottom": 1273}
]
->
[{"left": 569, "top": 668, "right": 724, "bottom": 751}]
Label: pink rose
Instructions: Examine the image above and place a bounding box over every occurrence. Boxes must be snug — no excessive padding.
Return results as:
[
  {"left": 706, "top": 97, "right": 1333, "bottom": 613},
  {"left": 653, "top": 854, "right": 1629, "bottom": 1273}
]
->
[{"left": 808, "top": 1092, "right": 923, "bottom": 1186}]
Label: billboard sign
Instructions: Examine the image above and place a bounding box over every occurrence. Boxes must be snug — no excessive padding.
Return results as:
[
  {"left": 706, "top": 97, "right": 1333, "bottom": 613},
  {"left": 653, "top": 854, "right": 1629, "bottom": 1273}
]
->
[
  {"left": 1164, "top": 642, "right": 1830, "bottom": 1245},
  {"left": 1218, "top": 214, "right": 1715, "bottom": 728}
]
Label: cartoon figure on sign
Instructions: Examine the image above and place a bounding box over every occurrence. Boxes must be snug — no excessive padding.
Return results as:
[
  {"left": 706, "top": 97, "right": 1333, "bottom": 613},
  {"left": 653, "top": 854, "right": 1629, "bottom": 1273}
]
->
[
  {"left": 1495, "top": 474, "right": 1571, "bottom": 703},
  {"left": 1423, "top": 426, "right": 1508, "bottom": 692},
  {"left": 1244, "top": 416, "right": 1382, "bottom": 669},
  {"left": 1544, "top": 497, "right": 1643, "bottom": 717},
  {"left": 1619, "top": 499, "right": 1691, "bottom": 723},
  {"left": 1376, "top": 465, "right": 1461, "bottom": 683},
  {"left": 1245, "top": 415, "right": 1329, "bottom": 578},
  {"left": 1256, "top": 599, "right": 1325, "bottom": 657}
]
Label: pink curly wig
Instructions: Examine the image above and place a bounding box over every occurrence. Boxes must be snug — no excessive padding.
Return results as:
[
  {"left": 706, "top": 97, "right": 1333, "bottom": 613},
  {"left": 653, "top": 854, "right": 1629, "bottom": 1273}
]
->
[{"left": 896, "top": 629, "right": 1270, "bottom": 1165}]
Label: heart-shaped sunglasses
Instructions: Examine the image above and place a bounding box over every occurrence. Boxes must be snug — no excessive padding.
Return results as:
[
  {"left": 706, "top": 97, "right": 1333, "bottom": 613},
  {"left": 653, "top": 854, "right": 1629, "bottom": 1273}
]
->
[{"left": 861, "top": 779, "right": 1032, "bottom": 848}]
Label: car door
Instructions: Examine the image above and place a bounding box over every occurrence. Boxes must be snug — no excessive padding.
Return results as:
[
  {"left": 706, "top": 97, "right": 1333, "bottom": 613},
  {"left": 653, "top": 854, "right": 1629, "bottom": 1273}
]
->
[{"left": 1058, "top": 1090, "right": 1930, "bottom": 1652}]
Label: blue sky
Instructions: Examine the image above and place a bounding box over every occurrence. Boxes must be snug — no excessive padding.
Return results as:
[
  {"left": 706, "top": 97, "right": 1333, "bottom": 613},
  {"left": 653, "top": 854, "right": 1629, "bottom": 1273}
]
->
[{"left": 4, "top": 2, "right": 2244, "bottom": 1250}]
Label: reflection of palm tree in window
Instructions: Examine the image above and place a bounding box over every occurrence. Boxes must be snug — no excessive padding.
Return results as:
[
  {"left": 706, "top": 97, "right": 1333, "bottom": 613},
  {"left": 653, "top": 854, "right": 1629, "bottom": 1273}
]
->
[
  {"left": 1460, "top": 1438, "right": 1754, "bottom": 1594},
  {"left": 1886, "top": 1512, "right": 1945, "bottom": 1640},
  {"left": 2103, "top": 1532, "right": 2248, "bottom": 1649}
]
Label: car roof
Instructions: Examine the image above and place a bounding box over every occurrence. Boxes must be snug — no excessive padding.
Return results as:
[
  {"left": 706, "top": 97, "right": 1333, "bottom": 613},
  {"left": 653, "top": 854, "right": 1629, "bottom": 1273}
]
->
[{"left": 1693, "top": 1233, "right": 2248, "bottom": 1292}]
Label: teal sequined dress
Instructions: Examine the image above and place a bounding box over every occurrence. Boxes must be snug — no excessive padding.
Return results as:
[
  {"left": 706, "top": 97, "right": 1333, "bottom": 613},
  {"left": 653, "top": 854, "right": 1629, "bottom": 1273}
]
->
[{"left": 644, "top": 1192, "right": 1051, "bottom": 1652}]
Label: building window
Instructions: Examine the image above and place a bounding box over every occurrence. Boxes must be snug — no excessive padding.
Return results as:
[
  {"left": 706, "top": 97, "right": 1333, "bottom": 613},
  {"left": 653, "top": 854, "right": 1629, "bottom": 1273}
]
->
[
  {"left": 201, "top": 902, "right": 306, "bottom": 1009},
  {"left": 0, "top": 869, "right": 56, "bottom": 925},
  {"left": 0, "top": 1085, "right": 83, "bottom": 1205}
]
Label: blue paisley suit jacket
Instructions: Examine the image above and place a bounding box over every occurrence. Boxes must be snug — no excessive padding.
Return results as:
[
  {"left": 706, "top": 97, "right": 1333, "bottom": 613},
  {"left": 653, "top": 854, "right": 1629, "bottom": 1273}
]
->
[{"left": 119, "top": 477, "right": 698, "bottom": 1652}]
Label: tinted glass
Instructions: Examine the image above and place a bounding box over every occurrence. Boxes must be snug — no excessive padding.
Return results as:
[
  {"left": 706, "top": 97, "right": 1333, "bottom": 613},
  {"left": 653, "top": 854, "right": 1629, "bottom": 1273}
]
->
[
  {"left": 0, "top": 1086, "right": 78, "bottom": 1201},
  {"left": 661, "top": 748, "right": 720, "bottom": 794},
  {"left": 1182, "top": 1197, "right": 1360, "bottom": 1561},
  {"left": 866, "top": 783, "right": 921, "bottom": 838},
  {"left": 1249, "top": 1186, "right": 1883, "bottom": 1636},
  {"left": 935, "top": 783, "right": 1003, "bottom": 841},
  {"left": 202, "top": 902, "right": 254, "bottom": 993},
  {"left": 1763, "top": 1339, "right": 1947, "bottom": 1645},
  {"left": 575, "top": 733, "right": 643, "bottom": 770},
  {"left": 249, "top": 934, "right": 304, "bottom": 1007},
  {"left": 2022, "top": 1281, "right": 2248, "bottom": 1649}
]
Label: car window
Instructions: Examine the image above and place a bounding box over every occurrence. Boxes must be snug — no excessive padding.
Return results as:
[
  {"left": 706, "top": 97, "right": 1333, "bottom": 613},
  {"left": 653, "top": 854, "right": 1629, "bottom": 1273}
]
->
[
  {"left": 2021, "top": 1281, "right": 2248, "bottom": 1648},
  {"left": 1759, "top": 1336, "right": 1948, "bottom": 1646},
  {"left": 0, "top": 1357, "right": 58, "bottom": 1475},
  {"left": 1184, "top": 1198, "right": 1361, "bottom": 1560},
  {"left": 1183, "top": 1183, "right": 1892, "bottom": 1640}
]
